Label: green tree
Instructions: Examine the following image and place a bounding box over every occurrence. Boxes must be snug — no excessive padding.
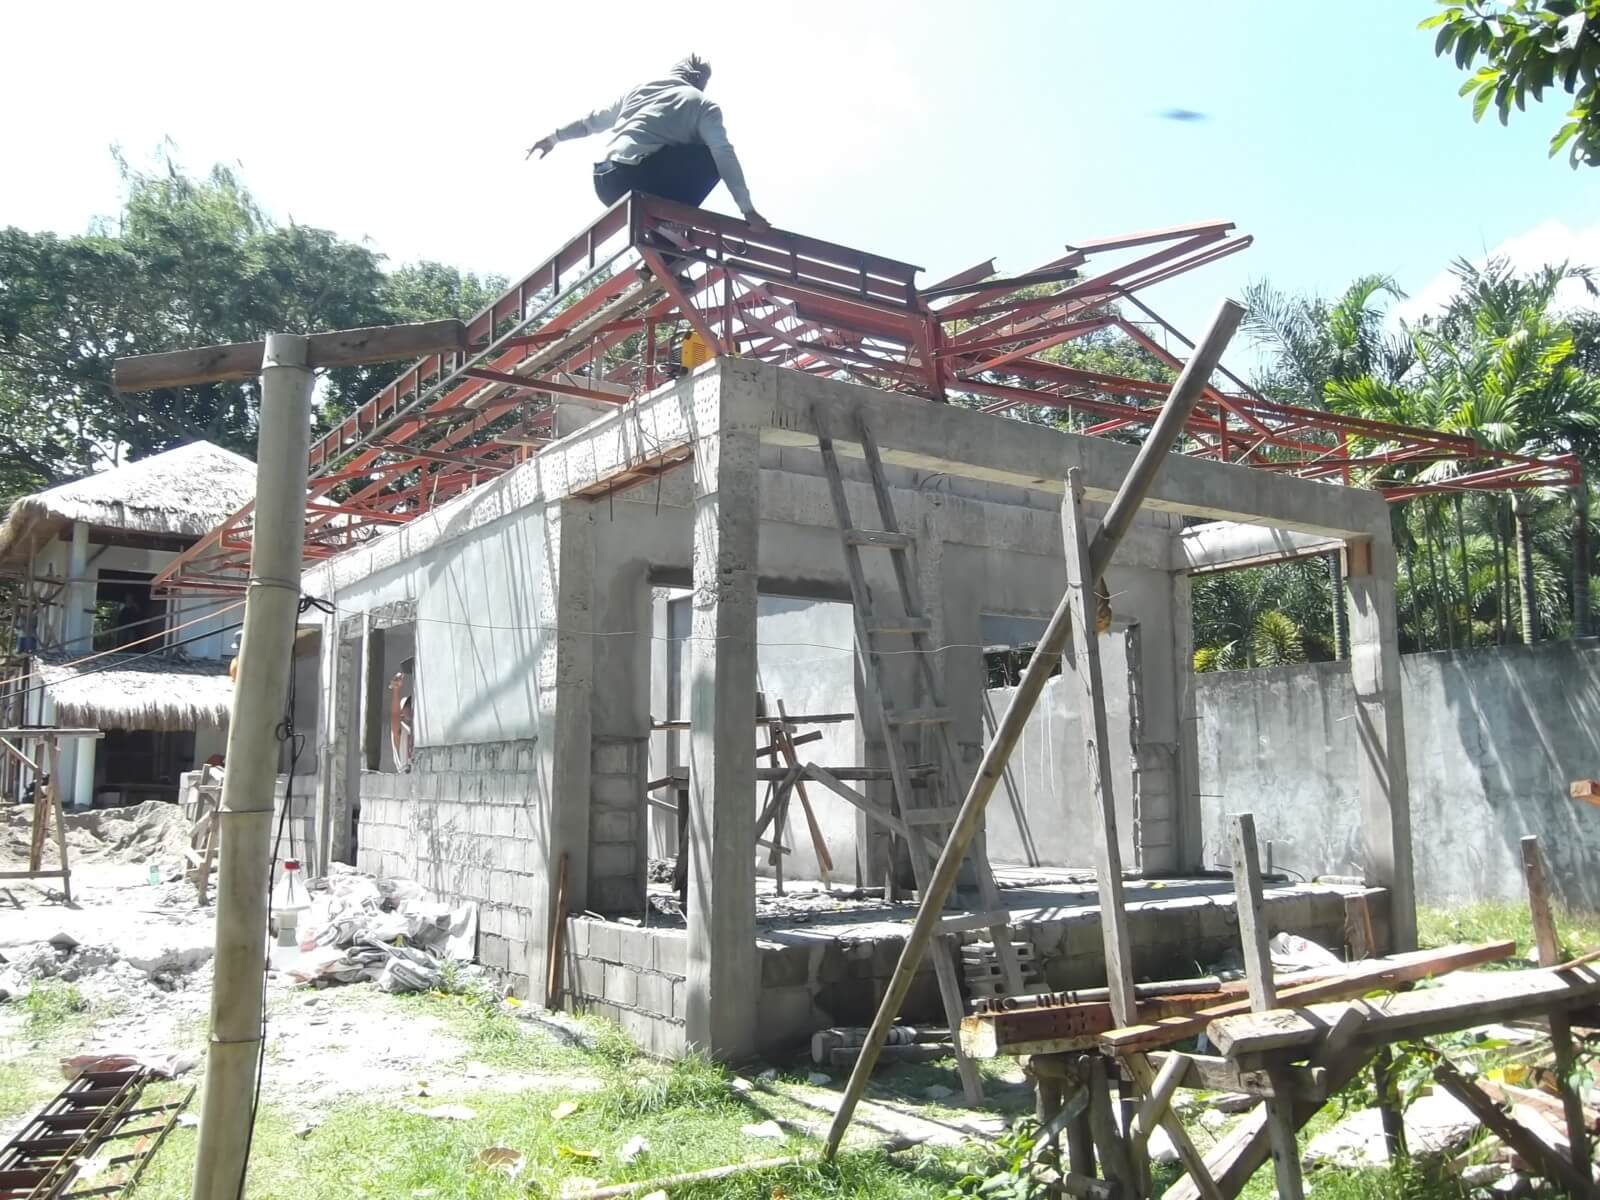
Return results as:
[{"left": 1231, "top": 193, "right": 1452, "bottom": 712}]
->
[
  {"left": 0, "top": 153, "right": 506, "bottom": 506},
  {"left": 1422, "top": 0, "right": 1600, "bottom": 167}
]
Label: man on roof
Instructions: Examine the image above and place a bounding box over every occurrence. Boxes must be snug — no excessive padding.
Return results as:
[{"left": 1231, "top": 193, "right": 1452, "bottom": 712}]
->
[{"left": 527, "top": 55, "right": 769, "bottom": 232}]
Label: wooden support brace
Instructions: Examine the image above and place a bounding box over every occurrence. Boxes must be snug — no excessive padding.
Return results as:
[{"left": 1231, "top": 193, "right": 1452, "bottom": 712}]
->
[
  {"left": 1522, "top": 834, "right": 1594, "bottom": 1197},
  {"left": 1435, "top": 1060, "right": 1590, "bottom": 1195}
]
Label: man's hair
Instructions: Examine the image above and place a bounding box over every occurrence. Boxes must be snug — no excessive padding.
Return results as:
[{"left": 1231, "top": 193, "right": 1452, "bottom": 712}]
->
[{"left": 674, "top": 54, "right": 711, "bottom": 89}]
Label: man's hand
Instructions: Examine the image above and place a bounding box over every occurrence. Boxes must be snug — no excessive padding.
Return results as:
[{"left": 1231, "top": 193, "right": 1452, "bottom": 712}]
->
[
  {"left": 525, "top": 134, "right": 558, "bottom": 160},
  {"left": 744, "top": 209, "right": 771, "bottom": 233}
]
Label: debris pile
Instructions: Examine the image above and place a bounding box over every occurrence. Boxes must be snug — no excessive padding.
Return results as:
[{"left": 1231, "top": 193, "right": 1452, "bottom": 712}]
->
[{"left": 282, "top": 864, "right": 479, "bottom": 993}]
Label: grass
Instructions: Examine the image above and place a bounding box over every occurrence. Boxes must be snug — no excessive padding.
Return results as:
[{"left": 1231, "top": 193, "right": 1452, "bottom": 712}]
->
[
  {"left": 21, "top": 978, "right": 86, "bottom": 1033},
  {"left": 1418, "top": 899, "right": 1600, "bottom": 961},
  {"left": 128, "top": 991, "right": 961, "bottom": 1199}
]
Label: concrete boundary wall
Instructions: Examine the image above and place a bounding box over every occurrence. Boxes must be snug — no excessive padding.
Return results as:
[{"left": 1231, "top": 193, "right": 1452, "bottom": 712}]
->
[{"left": 1196, "top": 639, "right": 1600, "bottom": 910}]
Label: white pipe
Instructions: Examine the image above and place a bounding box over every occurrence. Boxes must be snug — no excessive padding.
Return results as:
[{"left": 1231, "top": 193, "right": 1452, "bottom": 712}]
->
[{"left": 190, "top": 334, "right": 313, "bottom": 1199}]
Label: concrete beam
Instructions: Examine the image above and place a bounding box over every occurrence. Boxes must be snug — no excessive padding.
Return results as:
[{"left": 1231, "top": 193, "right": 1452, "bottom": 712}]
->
[
  {"left": 1176, "top": 522, "right": 1348, "bottom": 575},
  {"left": 684, "top": 381, "right": 762, "bottom": 1060},
  {"left": 1345, "top": 534, "right": 1417, "bottom": 951},
  {"left": 738, "top": 360, "right": 1391, "bottom": 538}
]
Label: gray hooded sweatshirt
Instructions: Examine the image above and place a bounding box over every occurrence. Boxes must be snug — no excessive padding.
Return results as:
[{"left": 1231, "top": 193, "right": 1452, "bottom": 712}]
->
[{"left": 552, "top": 65, "right": 755, "bottom": 215}]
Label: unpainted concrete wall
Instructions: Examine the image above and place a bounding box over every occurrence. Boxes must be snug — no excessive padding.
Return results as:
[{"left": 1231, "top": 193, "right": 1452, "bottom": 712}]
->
[{"left": 1196, "top": 639, "right": 1600, "bottom": 910}]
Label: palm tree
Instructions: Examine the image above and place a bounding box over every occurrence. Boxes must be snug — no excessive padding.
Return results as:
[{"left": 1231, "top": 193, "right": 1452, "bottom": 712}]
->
[
  {"left": 1241, "top": 275, "right": 1413, "bottom": 657},
  {"left": 1428, "top": 259, "right": 1600, "bottom": 643}
]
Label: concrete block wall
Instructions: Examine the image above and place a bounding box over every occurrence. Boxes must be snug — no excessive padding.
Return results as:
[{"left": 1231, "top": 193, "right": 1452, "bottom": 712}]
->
[
  {"left": 564, "top": 918, "right": 687, "bottom": 1057},
  {"left": 355, "top": 738, "right": 541, "bottom": 991},
  {"left": 589, "top": 737, "right": 647, "bottom": 915}
]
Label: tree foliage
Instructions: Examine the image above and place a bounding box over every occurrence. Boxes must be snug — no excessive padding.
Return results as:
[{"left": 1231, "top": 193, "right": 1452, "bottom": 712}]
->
[
  {"left": 1200, "top": 257, "right": 1600, "bottom": 670},
  {"left": 0, "top": 153, "right": 505, "bottom": 505},
  {"left": 1422, "top": 0, "right": 1600, "bottom": 166}
]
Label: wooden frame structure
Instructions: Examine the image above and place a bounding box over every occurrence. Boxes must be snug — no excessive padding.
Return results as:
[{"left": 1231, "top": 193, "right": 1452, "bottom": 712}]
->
[{"left": 0, "top": 727, "right": 102, "bottom": 903}]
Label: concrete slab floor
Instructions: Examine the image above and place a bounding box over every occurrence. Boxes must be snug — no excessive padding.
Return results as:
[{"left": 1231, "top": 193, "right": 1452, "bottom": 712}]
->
[{"left": 641, "top": 871, "right": 1378, "bottom": 946}]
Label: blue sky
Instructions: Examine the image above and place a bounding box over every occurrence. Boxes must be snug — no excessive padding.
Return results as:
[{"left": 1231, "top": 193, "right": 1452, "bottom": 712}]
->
[{"left": 3, "top": 0, "right": 1596, "bottom": 371}]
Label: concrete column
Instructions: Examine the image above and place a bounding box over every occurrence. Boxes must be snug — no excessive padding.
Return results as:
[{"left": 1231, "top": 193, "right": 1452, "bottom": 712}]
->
[
  {"left": 684, "top": 392, "right": 760, "bottom": 1060},
  {"left": 1345, "top": 534, "right": 1417, "bottom": 951},
  {"left": 528, "top": 498, "right": 594, "bottom": 990},
  {"left": 72, "top": 735, "right": 96, "bottom": 811},
  {"left": 1170, "top": 569, "right": 1205, "bottom": 873},
  {"left": 64, "top": 521, "right": 91, "bottom": 649},
  {"left": 58, "top": 522, "right": 93, "bottom": 802}
]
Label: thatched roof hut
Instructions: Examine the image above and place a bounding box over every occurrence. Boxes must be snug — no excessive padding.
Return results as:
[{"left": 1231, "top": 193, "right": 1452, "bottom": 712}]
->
[
  {"left": 0, "top": 441, "right": 256, "bottom": 565},
  {"left": 32, "top": 652, "right": 233, "bottom": 732}
]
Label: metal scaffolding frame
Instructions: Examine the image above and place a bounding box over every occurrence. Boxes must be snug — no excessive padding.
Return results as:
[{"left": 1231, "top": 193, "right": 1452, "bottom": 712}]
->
[{"left": 150, "top": 194, "right": 1578, "bottom": 593}]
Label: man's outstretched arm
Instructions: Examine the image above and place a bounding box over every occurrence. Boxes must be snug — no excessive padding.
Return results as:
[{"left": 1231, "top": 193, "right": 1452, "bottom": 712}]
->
[
  {"left": 526, "top": 94, "right": 626, "bottom": 159},
  {"left": 695, "top": 104, "right": 767, "bottom": 228}
]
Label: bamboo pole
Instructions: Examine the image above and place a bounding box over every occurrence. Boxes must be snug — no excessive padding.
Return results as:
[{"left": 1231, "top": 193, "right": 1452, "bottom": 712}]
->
[
  {"left": 190, "top": 335, "right": 314, "bottom": 1199},
  {"left": 823, "top": 297, "right": 1245, "bottom": 1158}
]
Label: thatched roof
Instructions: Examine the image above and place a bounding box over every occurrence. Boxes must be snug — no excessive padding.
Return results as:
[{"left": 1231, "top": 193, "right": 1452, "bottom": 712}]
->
[
  {"left": 0, "top": 441, "right": 256, "bottom": 566},
  {"left": 32, "top": 652, "right": 233, "bottom": 732}
]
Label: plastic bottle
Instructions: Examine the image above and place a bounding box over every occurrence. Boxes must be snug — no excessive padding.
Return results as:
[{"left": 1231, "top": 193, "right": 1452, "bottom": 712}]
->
[
  {"left": 271, "top": 859, "right": 311, "bottom": 946},
  {"left": 147, "top": 863, "right": 160, "bottom": 887}
]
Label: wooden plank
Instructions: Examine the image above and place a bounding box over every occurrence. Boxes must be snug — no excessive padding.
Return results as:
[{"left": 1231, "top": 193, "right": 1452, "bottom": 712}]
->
[
  {"left": 1569, "top": 779, "right": 1600, "bottom": 808},
  {"left": 1231, "top": 813, "right": 1277, "bottom": 1010},
  {"left": 1435, "top": 1061, "right": 1590, "bottom": 1195},
  {"left": 1345, "top": 889, "right": 1379, "bottom": 961},
  {"left": 1129, "top": 1051, "right": 1188, "bottom": 1151},
  {"left": 650, "top": 713, "right": 855, "bottom": 730},
  {"left": 1522, "top": 834, "right": 1593, "bottom": 1198},
  {"left": 1165, "top": 1008, "right": 1369, "bottom": 1200},
  {"left": 1208, "top": 963, "right": 1600, "bottom": 1058},
  {"left": 938, "top": 909, "right": 1013, "bottom": 935},
  {"left": 1522, "top": 835, "right": 1563, "bottom": 965},
  {"left": 49, "top": 740, "right": 70, "bottom": 905},
  {"left": 1100, "top": 940, "right": 1516, "bottom": 1052},
  {"left": 964, "top": 988, "right": 1236, "bottom": 1058},
  {"left": 113, "top": 319, "right": 468, "bottom": 391},
  {"left": 774, "top": 699, "right": 834, "bottom": 879},
  {"left": 1231, "top": 812, "right": 1302, "bottom": 1200},
  {"left": 1062, "top": 472, "right": 1137, "bottom": 1026},
  {"left": 1145, "top": 1053, "right": 1329, "bottom": 1101},
  {"left": 0, "top": 729, "right": 104, "bottom": 738},
  {"left": 1264, "top": 1069, "right": 1306, "bottom": 1200},
  {"left": 546, "top": 851, "right": 569, "bottom": 1008}
]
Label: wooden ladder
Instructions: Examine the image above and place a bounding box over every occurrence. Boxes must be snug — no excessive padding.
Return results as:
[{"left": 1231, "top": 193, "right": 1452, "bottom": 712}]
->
[{"left": 813, "top": 406, "right": 1031, "bottom": 1102}]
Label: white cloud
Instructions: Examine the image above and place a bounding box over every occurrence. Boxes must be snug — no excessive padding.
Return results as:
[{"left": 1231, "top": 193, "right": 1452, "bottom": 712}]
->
[{"left": 1392, "top": 219, "right": 1600, "bottom": 327}]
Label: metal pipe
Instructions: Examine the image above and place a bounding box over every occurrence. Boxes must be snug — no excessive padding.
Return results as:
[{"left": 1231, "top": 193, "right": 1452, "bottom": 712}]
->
[
  {"left": 190, "top": 335, "right": 313, "bottom": 1199},
  {"left": 824, "top": 297, "right": 1245, "bottom": 1159}
]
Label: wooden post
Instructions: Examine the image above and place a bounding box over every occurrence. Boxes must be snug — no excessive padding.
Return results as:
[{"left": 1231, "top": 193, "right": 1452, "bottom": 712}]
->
[
  {"left": 1435, "top": 1060, "right": 1590, "bottom": 1196},
  {"left": 1063, "top": 472, "right": 1137, "bottom": 1025},
  {"left": 47, "top": 739, "right": 70, "bottom": 905},
  {"left": 1229, "top": 813, "right": 1277, "bottom": 1011},
  {"left": 1521, "top": 834, "right": 1593, "bottom": 1197},
  {"left": 1372, "top": 1046, "right": 1408, "bottom": 1162},
  {"left": 1087, "top": 1056, "right": 1136, "bottom": 1195},
  {"left": 1230, "top": 812, "right": 1304, "bottom": 1200}
]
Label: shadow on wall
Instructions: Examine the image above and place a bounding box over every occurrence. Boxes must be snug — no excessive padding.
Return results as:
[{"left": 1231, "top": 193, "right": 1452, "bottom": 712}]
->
[{"left": 1195, "top": 638, "right": 1600, "bottom": 910}]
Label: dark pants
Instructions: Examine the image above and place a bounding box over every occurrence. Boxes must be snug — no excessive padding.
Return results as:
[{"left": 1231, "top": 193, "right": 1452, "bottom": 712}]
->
[{"left": 593, "top": 142, "right": 720, "bottom": 209}]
